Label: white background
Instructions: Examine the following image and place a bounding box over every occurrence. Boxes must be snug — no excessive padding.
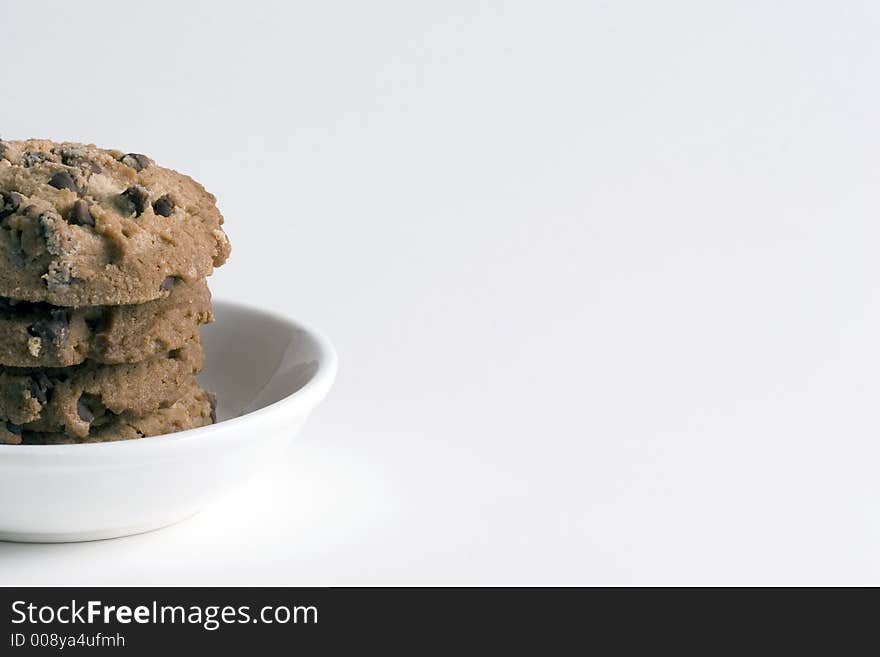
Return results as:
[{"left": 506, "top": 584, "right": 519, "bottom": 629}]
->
[{"left": 1, "top": 0, "right": 879, "bottom": 585}]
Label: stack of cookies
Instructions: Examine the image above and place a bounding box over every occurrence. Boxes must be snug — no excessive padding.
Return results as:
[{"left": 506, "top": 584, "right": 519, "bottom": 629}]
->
[{"left": 0, "top": 139, "right": 231, "bottom": 445}]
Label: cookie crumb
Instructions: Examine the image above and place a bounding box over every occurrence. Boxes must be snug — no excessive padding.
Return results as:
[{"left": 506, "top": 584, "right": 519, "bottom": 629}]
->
[{"left": 27, "top": 336, "right": 42, "bottom": 358}]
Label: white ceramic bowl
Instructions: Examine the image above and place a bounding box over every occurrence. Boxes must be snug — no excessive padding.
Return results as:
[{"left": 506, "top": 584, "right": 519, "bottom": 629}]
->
[{"left": 0, "top": 300, "right": 338, "bottom": 543}]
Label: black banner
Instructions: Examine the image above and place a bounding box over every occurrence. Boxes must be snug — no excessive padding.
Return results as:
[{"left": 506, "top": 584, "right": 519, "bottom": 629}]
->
[{"left": 0, "top": 586, "right": 869, "bottom": 652}]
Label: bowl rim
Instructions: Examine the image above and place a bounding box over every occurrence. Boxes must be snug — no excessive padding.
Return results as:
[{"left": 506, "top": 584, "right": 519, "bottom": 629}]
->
[{"left": 0, "top": 299, "right": 338, "bottom": 457}]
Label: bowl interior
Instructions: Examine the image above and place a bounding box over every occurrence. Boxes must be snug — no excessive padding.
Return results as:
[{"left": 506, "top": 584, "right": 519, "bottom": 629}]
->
[{"left": 198, "top": 301, "right": 327, "bottom": 421}]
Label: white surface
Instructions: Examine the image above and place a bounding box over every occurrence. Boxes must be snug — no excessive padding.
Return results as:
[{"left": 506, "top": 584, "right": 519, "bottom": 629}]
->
[
  {"left": 0, "top": 303, "right": 336, "bottom": 542},
  {"left": 1, "top": 0, "right": 879, "bottom": 584}
]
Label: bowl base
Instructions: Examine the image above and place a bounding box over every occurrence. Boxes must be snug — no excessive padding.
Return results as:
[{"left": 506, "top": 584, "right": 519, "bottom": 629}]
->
[{"left": 0, "top": 511, "right": 199, "bottom": 544}]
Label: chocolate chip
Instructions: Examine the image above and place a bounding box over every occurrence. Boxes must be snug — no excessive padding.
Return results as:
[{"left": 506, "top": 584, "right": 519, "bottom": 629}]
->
[
  {"left": 28, "top": 309, "right": 69, "bottom": 347},
  {"left": 120, "top": 185, "right": 149, "bottom": 216},
  {"left": 0, "top": 191, "right": 22, "bottom": 219},
  {"left": 209, "top": 393, "right": 218, "bottom": 423},
  {"left": 61, "top": 152, "right": 102, "bottom": 174},
  {"left": 48, "top": 171, "right": 78, "bottom": 192},
  {"left": 69, "top": 200, "right": 95, "bottom": 227},
  {"left": 21, "top": 151, "right": 48, "bottom": 167},
  {"left": 37, "top": 211, "right": 57, "bottom": 241},
  {"left": 28, "top": 372, "right": 52, "bottom": 405},
  {"left": 159, "top": 276, "right": 178, "bottom": 291},
  {"left": 5, "top": 422, "right": 22, "bottom": 436},
  {"left": 121, "top": 153, "right": 151, "bottom": 171},
  {"left": 76, "top": 397, "right": 95, "bottom": 423},
  {"left": 152, "top": 195, "right": 175, "bottom": 217}
]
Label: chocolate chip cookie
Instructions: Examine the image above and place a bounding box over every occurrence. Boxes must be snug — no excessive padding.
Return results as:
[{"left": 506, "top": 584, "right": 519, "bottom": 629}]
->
[
  {"left": 8, "top": 379, "right": 216, "bottom": 445},
  {"left": 0, "top": 139, "right": 231, "bottom": 306},
  {"left": 0, "top": 338, "right": 204, "bottom": 439},
  {"left": 0, "top": 278, "right": 212, "bottom": 367}
]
